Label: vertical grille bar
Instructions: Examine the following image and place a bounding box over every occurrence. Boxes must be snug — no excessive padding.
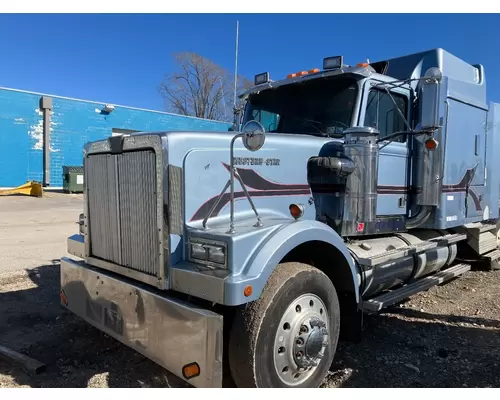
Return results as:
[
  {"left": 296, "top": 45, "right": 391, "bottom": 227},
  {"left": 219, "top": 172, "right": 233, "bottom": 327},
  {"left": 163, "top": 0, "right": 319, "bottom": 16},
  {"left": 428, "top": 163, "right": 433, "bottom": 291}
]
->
[
  {"left": 87, "top": 150, "right": 159, "bottom": 278},
  {"left": 118, "top": 151, "right": 159, "bottom": 275},
  {"left": 88, "top": 154, "right": 121, "bottom": 264}
]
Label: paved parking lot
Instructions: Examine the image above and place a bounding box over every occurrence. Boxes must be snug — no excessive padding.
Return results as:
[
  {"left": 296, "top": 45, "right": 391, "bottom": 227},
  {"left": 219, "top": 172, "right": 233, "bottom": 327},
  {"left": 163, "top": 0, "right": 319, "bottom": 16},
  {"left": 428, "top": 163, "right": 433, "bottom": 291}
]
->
[
  {"left": 0, "top": 192, "right": 82, "bottom": 276},
  {"left": 1, "top": 193, "right": 500, "bottom": 388}
]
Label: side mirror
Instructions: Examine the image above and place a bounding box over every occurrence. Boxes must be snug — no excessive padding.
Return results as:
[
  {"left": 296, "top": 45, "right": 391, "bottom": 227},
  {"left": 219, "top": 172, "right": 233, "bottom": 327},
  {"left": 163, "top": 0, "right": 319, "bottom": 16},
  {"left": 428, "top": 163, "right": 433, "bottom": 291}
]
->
[
  {"left": 419, "top": 67, "right": 443, "bottom": 131},
  {"left": 242, "top": 120, "right": 266, "bottom": 152}
]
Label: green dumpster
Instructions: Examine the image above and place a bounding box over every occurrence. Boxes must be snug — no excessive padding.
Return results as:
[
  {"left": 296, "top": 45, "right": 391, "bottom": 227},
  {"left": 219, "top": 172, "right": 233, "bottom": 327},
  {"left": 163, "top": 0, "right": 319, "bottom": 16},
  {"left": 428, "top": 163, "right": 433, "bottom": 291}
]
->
[{"left": 62, "top": 166, "right": 84, "bottom": 193}]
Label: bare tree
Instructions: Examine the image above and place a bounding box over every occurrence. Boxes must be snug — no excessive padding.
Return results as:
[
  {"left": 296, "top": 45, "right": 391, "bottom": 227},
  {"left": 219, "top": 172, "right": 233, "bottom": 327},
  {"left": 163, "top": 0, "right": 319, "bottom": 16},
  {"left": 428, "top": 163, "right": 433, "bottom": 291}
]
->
[{"left": 159, "top": 52, "right": 252, "bottom": 122}]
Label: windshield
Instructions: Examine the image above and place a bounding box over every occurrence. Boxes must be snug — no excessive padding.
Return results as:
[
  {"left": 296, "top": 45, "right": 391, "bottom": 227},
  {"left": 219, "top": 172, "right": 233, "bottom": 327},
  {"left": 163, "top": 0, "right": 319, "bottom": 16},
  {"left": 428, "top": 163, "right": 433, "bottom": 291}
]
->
[{"left": 242, "top": 76, "right": 359, "bottom": 136}]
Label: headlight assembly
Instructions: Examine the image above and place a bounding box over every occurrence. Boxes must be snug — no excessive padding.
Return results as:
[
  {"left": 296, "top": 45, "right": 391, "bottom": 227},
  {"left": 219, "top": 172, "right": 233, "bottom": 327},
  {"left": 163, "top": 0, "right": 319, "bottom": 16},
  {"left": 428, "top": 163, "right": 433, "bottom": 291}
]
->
[{"left": 188, "top": 237, "right": 227, "bottom": 269}]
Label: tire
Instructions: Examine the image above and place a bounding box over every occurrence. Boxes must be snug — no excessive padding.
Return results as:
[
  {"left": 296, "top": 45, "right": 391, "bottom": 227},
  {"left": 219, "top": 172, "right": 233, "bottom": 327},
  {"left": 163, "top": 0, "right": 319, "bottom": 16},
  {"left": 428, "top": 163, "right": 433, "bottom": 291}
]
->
[
  {"left": 496, "top": 219, "right": 500, "bottom": 249},
  {"left": 228, "top": 262, "right": 341, "bottom": 388},
  {"left": 492, "top": 219, "right": 500, "bottom": 270}
]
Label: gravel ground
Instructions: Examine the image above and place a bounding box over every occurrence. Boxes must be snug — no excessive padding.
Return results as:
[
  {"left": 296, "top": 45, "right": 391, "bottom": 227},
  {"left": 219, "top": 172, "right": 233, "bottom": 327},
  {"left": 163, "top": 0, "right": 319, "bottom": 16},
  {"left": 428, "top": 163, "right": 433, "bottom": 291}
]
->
[
  {"left": 323, "top": 268, "right": 500, "bottom": 388},
  {"left": 2, "top": 263, "right": 499, "bottom": 388},
  {"left": 1, "top": 195, "right": 500, "bottom": 388}
]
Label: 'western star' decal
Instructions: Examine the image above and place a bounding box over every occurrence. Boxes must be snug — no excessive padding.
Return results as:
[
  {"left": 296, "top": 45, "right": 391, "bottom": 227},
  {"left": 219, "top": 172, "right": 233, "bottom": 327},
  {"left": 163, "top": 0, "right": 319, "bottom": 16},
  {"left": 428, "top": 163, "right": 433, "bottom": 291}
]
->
[
  {"left": 189, "top": 165, "right": 483, "bottom": 221},
  {"left": 190, "top": 164, "right": 310, "bottom": 221}
]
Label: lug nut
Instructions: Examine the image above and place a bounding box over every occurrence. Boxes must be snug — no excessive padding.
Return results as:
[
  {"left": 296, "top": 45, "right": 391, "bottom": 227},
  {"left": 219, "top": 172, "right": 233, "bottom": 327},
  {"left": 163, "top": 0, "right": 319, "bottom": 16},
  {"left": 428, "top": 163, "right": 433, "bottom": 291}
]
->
[
  {"left": 296, "top": 351, "right": 303, "bottom": 358},
  {"left": 296, "top": 337, "right": 304, "bottom": 346},
  {"left": 300, "top": 325, "right": 309, "bottom": 334}
]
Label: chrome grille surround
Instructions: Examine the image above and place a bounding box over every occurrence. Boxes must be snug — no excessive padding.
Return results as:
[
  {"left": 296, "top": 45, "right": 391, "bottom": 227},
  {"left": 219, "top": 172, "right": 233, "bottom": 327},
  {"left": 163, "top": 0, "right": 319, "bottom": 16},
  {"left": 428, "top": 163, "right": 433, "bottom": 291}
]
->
[{"left": 82, "top": 134, "right": 167, "bottom": 289}]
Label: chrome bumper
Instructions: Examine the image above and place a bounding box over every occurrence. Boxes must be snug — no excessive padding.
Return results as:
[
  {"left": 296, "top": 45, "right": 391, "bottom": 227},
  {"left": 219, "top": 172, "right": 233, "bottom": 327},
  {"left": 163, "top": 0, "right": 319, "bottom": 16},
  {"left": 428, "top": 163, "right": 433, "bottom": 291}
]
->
[
  {"left": 67, "top": 234, "right": 85, "bottom": 258},
  {"left": 60, "top": 257, "right": 223, "bottom": 388}
]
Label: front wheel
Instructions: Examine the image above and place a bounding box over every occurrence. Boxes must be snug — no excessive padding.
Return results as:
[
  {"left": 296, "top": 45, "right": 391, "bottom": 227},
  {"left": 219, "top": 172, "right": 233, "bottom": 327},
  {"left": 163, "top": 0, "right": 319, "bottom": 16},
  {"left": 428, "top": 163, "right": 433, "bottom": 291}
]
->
[
  {"left": 496, "top": 219, "right": 500, "bottom": 249},
  {"left": 228, "top": 262, "right": 340, "bottom": 388},
  {"left": 492, "top": 219, "right": 500, "bottom": 270}
]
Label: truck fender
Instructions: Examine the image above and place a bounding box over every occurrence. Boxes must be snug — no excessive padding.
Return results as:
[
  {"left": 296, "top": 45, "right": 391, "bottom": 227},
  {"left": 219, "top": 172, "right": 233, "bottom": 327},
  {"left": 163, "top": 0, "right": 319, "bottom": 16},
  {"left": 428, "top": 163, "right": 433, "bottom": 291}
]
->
[{"left": 226, "top": 220, "right": 360, "bottom": 305}]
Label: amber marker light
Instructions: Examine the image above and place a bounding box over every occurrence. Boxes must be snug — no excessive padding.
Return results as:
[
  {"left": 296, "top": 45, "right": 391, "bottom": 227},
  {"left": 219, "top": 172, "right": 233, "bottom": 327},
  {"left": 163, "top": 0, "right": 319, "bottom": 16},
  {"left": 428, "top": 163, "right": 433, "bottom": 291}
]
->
[
  {"left": 182, "top": 362, "right": 201, "bottom": 380},
  {"left": 244, "top": 285, "right": 253, "bottom": 297},
  {"left": 60, "top": 289, "right": 68, "bottom": 306},
  {"left": 425, "top": 138, "right": 439, "bottom": 150},
  {"left": 289, "top": 204, "right": 304, "bottom": 219}
]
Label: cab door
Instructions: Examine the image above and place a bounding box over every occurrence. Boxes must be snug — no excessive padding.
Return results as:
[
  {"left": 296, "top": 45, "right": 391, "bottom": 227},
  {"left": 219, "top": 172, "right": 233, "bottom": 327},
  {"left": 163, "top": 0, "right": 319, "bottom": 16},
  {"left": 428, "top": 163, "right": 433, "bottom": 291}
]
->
[{"left": 359, "top": 80, "right": 412, "bottom": 219}]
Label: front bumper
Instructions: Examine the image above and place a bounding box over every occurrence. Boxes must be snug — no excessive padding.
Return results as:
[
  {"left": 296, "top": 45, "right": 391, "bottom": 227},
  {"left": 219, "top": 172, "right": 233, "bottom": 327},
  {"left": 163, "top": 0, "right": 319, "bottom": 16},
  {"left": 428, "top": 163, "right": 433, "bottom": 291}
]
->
[{"left": 60, "top": 257, "right": 223, "bottom": 388}]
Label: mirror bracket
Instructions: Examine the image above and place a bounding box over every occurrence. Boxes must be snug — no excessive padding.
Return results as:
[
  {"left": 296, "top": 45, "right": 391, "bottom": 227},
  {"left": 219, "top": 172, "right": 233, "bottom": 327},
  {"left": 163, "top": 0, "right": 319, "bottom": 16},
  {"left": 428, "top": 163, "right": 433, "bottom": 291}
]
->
[{"left": 202, "top": 120, "right": 267, "bottom": 233}]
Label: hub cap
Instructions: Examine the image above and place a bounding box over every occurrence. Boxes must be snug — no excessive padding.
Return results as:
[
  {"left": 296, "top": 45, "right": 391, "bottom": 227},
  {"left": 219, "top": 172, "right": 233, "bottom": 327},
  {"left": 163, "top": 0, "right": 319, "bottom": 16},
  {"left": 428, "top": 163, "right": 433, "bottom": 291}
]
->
[{"left": 273, "top": 293, "right": 329, "bottom": 386}]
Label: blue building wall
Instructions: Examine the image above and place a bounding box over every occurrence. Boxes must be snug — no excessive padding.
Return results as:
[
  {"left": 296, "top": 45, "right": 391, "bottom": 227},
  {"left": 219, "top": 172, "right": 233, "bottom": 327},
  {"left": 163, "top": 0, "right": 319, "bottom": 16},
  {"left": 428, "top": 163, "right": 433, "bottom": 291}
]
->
[{"left": 0, "top": 87, "right": 231, "bottom": 187}]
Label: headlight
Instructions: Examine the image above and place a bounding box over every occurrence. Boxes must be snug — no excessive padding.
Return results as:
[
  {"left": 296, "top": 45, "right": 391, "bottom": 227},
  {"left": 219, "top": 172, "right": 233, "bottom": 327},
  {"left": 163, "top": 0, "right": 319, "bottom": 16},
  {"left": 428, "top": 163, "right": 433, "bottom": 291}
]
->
[
  {"left": 188, "top": 238, "right": 227, "bottom": 268},
  {"left": 206, "top": 245, "right": 225, "bottom": 264}
]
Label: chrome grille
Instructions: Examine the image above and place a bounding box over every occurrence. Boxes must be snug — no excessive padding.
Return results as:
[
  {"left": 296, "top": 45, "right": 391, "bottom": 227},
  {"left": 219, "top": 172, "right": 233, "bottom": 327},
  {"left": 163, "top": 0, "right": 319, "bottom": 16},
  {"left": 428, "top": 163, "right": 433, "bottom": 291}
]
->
[
  {"left": 87, "top": 150, "right": 159, "bottom": 276},
  {"left": 87, "top": 154, "right": 121, "bottom": 264}
]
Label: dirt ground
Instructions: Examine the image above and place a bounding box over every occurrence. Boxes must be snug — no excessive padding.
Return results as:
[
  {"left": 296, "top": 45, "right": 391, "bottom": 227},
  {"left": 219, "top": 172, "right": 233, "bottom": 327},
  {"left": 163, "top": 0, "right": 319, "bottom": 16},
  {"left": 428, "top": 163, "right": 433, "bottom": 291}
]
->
[{"left": 1, "top": 194, "right": 500, "bottom": 388}]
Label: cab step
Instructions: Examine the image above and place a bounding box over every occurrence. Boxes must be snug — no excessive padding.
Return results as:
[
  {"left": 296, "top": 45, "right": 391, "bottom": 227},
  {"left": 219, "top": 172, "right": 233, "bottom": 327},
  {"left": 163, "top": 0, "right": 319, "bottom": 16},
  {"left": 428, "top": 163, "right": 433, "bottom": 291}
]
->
[
  {"left": 482, "top": 248, "right": 500, "bottom": 262},
  {"left": 482, "top": 249, "right": 500, "bottom": 270},
  {"left": 453, "top": 223, "right": 498, "bottom": 255},
  {"left": 463, "top": 222, "right": 497, "bottom": 234},
  {"left": 360, "top": 263, "right": 471, "bottom": 313}
]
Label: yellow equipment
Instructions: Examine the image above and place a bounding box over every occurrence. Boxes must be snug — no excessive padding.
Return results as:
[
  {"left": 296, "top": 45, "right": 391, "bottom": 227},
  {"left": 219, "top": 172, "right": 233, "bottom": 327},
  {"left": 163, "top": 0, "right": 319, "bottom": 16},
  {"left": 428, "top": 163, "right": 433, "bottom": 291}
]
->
[{"left": 0, "top": 181, "right": 43, "bottom": 197}]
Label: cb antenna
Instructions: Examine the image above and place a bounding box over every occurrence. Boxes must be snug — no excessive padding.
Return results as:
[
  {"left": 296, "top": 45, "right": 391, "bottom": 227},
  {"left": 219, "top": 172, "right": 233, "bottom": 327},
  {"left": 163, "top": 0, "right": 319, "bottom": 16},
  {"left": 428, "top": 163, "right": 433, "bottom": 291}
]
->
[
  {"left": 231, "top": 20, "right": 242, "bottom": 130},
  {"left": 233, "top": 20, "right": 239, "bottom": 109}
]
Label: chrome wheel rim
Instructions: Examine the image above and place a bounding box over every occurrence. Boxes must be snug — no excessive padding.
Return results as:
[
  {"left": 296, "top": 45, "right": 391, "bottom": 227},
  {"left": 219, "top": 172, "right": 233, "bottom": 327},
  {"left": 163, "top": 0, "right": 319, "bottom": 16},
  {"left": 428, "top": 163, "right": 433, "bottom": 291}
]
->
[
  {"left": 496, "top": 224, "right": 500, "bottom": 248},
  {"left": 273, "top": 293, "right": 329, "bottom": 386}
]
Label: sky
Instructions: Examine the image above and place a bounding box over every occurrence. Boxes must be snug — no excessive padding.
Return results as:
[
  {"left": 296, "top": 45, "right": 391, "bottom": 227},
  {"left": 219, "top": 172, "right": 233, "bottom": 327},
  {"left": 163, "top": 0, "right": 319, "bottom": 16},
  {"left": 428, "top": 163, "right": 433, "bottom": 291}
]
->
[{"left": 0, "top": 13, "right": 499, "bottom": 112}]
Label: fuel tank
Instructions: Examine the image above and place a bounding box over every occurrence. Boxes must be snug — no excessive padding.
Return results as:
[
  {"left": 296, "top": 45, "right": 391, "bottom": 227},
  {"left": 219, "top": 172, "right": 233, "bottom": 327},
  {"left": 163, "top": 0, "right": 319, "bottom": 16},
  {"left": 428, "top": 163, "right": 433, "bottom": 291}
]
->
[{"left": 347, "top": 230, "right": 458, "bottom": 298}]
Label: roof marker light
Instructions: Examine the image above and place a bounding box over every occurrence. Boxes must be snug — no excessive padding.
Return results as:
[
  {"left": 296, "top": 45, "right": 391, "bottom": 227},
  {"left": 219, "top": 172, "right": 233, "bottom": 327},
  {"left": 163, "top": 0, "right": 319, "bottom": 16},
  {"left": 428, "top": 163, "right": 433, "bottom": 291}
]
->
[{"left": 286, "top": 69, "right": 316, "bottom": 79}]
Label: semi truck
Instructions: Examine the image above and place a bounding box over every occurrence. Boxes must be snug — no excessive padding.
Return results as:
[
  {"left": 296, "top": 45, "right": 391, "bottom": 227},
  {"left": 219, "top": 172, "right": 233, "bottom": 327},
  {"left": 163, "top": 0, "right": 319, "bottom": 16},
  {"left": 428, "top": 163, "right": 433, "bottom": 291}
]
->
[{"left": 60, "top": 48, "right": 500, "bottom": 388}]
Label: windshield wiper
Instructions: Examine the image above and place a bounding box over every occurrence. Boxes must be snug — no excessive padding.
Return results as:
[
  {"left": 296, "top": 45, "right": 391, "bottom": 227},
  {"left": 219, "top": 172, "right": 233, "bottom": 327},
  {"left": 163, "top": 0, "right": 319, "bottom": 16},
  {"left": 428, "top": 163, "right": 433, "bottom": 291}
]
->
[{"left": 288, "top": 117, "right": 329, "bottom": 137}]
